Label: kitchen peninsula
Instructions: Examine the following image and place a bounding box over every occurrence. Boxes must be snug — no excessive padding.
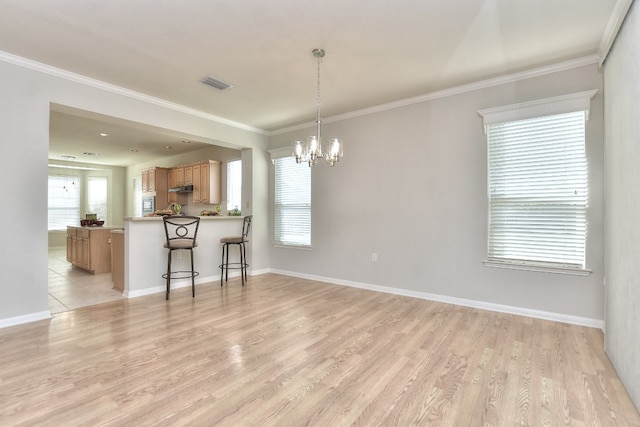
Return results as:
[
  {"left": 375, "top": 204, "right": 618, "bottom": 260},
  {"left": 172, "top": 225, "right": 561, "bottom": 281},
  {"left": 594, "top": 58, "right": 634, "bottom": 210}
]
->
[{"left": 123, "top": 215, "right": 246, "bottom": 297}]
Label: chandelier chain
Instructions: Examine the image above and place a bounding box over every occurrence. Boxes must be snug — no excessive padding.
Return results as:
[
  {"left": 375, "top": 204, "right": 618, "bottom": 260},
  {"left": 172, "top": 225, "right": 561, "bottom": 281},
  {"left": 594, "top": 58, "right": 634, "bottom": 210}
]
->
[{"left": 316, "top": 54, "right": 322, "bottom": 113}]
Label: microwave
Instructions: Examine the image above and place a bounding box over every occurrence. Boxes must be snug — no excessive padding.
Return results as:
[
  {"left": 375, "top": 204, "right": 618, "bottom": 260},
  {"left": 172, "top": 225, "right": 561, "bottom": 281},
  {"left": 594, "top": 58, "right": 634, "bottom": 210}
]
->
[{"left": 141, "top": 196, "right": 155, "bottom": 215}]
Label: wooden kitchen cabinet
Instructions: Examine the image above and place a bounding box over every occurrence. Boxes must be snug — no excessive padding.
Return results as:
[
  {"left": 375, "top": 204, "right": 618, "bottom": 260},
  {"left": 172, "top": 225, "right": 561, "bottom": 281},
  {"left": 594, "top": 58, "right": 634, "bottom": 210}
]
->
[
  {"left": 142, "top": 168, "right": 155, "bottom": 193},
  {"left": 142, "top": 167, "right": 169, "bottom": 208},
  {"left": 111, "top": 230, "right": 124, "bottom": 292},
  {"left": 175, "top": 167, "right": 185, "bottom": 186},
  {"left": 66, "top": 226, "right": 114, "bottom": 274},
  {"left": 168, "top": 168, "right": 177, "bottom": 203},
  {"left": 168, "top": 166, "right": 188, "bottom": 204},
  {"left": 66, "top": 228, "right": 76, "bottom": 263},
  {"left": 184, "top": 165, "right": 193, "bottom": 185},
  {"left": 192, "top": 160, "right": 221, "bottom": 204}
]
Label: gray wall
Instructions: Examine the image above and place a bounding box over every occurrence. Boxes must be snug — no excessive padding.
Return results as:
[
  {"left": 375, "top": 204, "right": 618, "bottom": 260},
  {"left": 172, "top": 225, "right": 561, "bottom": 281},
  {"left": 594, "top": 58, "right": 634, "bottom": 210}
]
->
[
  {"left": 269, "top": 63, "right": 605, "bottom": 324},
  {"left": 603, "top": 0, "right": 640, "bottom": 410}
]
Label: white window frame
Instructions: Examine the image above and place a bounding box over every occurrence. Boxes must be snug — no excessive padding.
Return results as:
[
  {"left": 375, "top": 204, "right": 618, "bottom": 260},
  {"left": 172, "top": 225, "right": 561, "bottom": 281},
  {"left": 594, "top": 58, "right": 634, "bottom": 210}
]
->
[
  {"left": 478, "top": 90, "right": 597, "bottom": 276},
  {"left": 270, "top": 147, "right": 312, "bottom": 248}
]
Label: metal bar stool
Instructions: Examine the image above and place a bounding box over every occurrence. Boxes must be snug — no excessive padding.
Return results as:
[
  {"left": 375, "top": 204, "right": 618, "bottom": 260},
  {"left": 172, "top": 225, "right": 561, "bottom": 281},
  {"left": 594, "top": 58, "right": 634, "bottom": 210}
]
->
[
  {"left": 162, "top": 215, "right": 200, "bottom": 300},
  {"left": 219, "top": 215, "right": 252, "bottom": 286}
]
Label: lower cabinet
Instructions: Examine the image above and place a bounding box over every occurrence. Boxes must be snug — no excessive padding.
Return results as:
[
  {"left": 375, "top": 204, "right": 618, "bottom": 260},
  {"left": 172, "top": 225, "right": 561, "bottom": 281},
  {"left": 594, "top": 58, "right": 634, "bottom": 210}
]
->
[
  {"left": 110, "top": 230, "right": 124, "bottom": 292},
  {"left": 66, "top": 227, "right": 113, "bottom": 274}
]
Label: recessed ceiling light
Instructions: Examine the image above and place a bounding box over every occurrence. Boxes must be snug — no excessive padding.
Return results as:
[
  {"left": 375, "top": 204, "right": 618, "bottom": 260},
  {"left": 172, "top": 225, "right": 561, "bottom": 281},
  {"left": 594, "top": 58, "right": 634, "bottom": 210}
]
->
[
  {"left": 164, "top": 146, "right": 172, "bottom": 150},
  {"left": 182, "top": 140, "right": 191, "bottom": 144},
  {"left": 83, "top": 152, "right": 100, "bottom": 156},
  {"left": 98, "top": 132, "right": 109, "bottom": 137},
  {"left": 130, "top": 148, "right": 139, "bottom": 152}
]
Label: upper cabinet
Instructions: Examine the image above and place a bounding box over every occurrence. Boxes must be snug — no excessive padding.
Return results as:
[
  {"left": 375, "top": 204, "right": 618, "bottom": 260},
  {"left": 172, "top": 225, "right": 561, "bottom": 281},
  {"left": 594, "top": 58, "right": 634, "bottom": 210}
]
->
[
  {"left": 141, "top": 168, "right": 154, "bottom": 193},
  {"left": 168, "top": 166, "right": 191, "bottom": 204},
  {"left": 192, "top": 160, "right": 221, "bottom": 204},
  {"left": 184, "top": 165, "right": 193, "bottom": 186},
  {"left": 157, "top": 161, "right": 220, "bottom": 206},
  {"left": 142, "top": 167, "right": 168, "bottom": 207}
]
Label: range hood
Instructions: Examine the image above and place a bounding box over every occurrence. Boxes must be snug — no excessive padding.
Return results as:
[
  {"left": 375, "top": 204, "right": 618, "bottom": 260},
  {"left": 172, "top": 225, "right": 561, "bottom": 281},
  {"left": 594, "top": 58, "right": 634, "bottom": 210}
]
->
[{"left": 168, "top": 184, "right": 193, "bottom": 193}]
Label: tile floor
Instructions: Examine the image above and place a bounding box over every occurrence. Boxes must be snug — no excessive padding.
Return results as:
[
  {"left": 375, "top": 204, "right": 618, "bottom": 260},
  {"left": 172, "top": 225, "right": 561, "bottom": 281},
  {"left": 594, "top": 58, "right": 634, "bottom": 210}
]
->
[{"left": 48, "top": 246, "right": 126, "bottom": 314}]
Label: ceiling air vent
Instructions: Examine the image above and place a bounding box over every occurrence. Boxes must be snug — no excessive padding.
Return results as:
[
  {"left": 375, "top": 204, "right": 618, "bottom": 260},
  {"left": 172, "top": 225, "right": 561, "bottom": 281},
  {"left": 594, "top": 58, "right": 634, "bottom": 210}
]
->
[{"left": 201, "top": 75, "right": 234, "bottom": 91}]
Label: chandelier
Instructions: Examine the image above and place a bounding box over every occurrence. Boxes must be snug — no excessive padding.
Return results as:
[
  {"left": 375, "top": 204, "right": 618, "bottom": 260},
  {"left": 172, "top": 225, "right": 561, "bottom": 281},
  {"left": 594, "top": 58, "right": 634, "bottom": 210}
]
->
[
  {"left": 61, "top": 155, "right": 76, "bottom": 192},
  {"left": 292, "top": 48, "right": 343, "bottom": 167}
]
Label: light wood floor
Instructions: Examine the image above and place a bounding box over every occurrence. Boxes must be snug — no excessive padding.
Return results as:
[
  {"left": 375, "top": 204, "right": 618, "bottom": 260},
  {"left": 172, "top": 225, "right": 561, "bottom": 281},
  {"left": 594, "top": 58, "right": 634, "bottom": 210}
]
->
[{"left": 1, "top": 274, "right": 638, "bottom": 426}]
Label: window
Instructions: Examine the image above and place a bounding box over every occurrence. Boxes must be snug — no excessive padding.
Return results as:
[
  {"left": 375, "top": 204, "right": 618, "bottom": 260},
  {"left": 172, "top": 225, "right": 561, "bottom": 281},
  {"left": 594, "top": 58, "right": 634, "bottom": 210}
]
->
[
  {"left": 227, "top": 160, "right": 242, "bottom": 212},
  {"left": 273, "top": 156, "right": 311, "bottom": 247},
  {"left": 133, "top": 176, "right": 142, "bottom": 217},
  {"left": 479, "top": 90, "right": 596, "bottom": 274},
  {"left": 87, "top": 176, "right": 108, "bottom": 221},
  {"left": 48, "top": 173, "right": 80, "bottom": 230}
]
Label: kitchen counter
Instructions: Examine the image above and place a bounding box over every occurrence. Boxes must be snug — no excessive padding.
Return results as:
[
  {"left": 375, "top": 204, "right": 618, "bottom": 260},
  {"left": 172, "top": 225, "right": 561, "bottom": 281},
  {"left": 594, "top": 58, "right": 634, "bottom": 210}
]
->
[
  {"left": 124, "top": 215, "right": 241, "bottom": 221},
  {"left": 122, "top": 215, "right": 245, "bottom": 297},
  {"left": 68, "top": 225, "right": 124, "bottom": 229}
]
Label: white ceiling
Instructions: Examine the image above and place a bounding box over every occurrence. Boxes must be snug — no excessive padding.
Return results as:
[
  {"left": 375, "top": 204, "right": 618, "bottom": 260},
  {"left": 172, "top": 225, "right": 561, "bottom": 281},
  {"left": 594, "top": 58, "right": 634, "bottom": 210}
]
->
[{"left": 0, "top": 0, "right": 620, "bottom": 166}]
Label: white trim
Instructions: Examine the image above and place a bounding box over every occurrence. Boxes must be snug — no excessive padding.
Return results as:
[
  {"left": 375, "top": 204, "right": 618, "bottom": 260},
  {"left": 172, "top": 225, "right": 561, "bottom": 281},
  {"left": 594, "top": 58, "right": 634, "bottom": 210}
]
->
[
  {"left": 272, "top": 243, "right": 312, "bottom": 250},
  {"left": 599, "top": 0, "right": 635, "bottom": 66},
  {"left": 0, "top": 310, "right": 52, "bottom": 329},
  {"left": 268, "top": 268, "right": 604, "bottom": 330},
  {"left": 269, "top": 55, "right": 600, "bottom": 136},
  {"left": 483, "top": 260, "right": 592, "bottom": 276},
  {"left": 1, "top": 269, "right": 601, "bottom": 330},
  {"left": 124, "top": 272, "right": 244, "bottom": 298},
  {"left": 0, "top": 50, "right": 267, "bottom": 135},
  {"left": 478, "top": 89, "right": 598, "bottom": 129},
  {"left": 268, "top": 146, "right": 293, "bottom": 160},
  {"left": 0, "top": 48, "right": 601, "bottom": 139}
]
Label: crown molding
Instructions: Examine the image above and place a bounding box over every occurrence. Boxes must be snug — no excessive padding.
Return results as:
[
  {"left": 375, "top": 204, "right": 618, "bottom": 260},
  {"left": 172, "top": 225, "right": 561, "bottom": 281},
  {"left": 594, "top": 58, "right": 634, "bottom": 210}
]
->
[
  {"left": 270, "top": 55, "right": 600, "bottom": 136},
  {"left": 0, "top": 50, "right": 268, "bottom": 135},
  {"left": 0, "top": 49, "right": 601, "bottom": 139},
  {"left": 599, "top": 0, "right": 635, "bottom": 67}
]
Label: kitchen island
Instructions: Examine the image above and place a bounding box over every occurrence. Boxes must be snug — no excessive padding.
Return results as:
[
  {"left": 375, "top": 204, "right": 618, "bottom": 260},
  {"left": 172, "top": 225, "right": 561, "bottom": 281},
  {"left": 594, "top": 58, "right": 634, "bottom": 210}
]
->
[
  {"left": 66, "top": 225, "right": 124, "bottom": 274},
  {"left": 123, "top": 215, "right": 246, "bottom": 297}
]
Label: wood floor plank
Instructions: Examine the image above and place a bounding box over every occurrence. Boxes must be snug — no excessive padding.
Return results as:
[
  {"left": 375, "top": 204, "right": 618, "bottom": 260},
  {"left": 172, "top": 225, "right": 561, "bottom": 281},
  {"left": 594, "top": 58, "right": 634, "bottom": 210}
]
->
[{"left": 0, "top": 274, "right": 638, "bottom": 426}]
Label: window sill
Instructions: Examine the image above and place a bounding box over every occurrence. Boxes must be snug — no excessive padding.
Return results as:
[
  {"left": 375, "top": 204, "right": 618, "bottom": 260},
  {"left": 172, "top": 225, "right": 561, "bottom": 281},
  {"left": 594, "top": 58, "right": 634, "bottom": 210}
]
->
[
  {"left": 483, "top": 259, "right": 592, "bottom": 276},
  {"left": 272, "top": 243, "right": 312, "bottom": 250}
]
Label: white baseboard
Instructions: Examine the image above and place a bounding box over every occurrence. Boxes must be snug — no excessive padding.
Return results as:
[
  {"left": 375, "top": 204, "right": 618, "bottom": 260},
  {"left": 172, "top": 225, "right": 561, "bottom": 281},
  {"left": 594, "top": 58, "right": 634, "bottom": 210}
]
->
[
  {"left": 0, "top": 310, "right": 52, "bottom": 329},
  {"left": 268, "top": 269, "right": 604, "bottom": 330},
  {"left": 125, "top": 271, "right": 247, "bottom": 298}
]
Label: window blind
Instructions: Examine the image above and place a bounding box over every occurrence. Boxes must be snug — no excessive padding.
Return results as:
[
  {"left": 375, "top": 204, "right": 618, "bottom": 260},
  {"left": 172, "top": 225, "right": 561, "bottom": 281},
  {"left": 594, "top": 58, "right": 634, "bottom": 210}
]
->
[
  {"left": 48, "top": 174, "right": 81, "bottom": 230},
  {"left": 487, "top": 111, "right": 587, "bottom": 269},
  {"left": 226, "top": 159, "right": 242, "bottom": 211},
  {"left": 274, "top": 156, "right": 311, "bottom": 247},
  {"left": 133, "top": 176, "right": 142, "bottom": 217},
  {"left": 88, "top": 176, "right": 108, "bottom": 221}
]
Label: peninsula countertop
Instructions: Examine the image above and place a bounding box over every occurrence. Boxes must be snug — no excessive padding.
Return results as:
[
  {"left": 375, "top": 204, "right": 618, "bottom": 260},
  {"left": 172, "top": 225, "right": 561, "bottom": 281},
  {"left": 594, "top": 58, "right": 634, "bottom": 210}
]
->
[
  {"left": 124, "top": 215, "right": 243, "bottom": 221},
  {"left": 122, "top": 215, "right": 246, "bottom": 297}
]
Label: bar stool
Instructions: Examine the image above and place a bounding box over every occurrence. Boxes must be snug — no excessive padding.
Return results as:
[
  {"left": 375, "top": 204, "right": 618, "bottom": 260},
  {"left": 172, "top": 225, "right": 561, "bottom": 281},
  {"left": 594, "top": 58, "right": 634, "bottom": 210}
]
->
[
  {"left": 162, "top": 215, "right": 200, "bottom": 300},
  {"left": 219, "top": 215, "right": 252, "bottom": 286}
]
